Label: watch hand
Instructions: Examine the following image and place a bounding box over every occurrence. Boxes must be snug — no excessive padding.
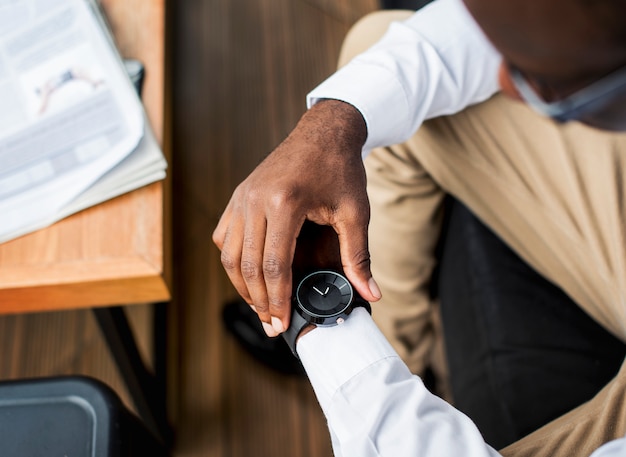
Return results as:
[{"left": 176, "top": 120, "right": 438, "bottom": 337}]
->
[
  {"left": 324, "top": 286, "right": 329, "bottom": 295},
  {"left": 313, "top": 286, "right": 325, "bottom": 296}
]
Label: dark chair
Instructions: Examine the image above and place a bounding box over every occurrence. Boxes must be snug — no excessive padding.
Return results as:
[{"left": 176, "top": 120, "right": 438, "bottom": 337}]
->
[{"left": 0, "top": 376, "right": 169, "bottom": 457}]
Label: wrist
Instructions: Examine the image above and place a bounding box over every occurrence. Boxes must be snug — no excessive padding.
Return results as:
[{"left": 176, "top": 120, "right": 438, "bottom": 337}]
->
[
  {"left": 299, "top": 99, "right": 367, "bottom": 153},
  {"left": 283, "top": 271, "right": 371, "bottom": 359},
  {"left": 296, "top": 324, "right": 316, "bottom": 344}
]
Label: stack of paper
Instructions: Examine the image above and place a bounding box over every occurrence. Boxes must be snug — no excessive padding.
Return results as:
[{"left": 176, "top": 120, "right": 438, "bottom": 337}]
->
[{"left": 0, "top": 0, "right": 167, "bottom": 243}]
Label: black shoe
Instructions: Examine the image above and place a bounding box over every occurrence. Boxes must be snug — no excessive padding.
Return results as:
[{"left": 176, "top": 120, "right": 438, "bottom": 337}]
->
[
  {"left": 222, "top": 299, "right": 306, "bottom": 376},
  {"left": 380, "top": 0, "right": 433, "bottom": 10}
]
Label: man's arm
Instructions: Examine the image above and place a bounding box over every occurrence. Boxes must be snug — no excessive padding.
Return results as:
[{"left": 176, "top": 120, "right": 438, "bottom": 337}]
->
[
  {"left": 308, "top": 0, "right": 501, "bottom": 154},
  {"left": 213, "top": 99, "right": 376, "bottom": 336},
  {"left": 298, "top": 308, "right": 502, "bottom": 457},
  {"left": 213, "top": 0, "right": 500, "bottom": 335}
]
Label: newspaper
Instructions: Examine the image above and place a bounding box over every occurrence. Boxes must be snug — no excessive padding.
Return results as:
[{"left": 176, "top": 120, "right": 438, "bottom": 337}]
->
[{"left": 0, "top": 0, "right": 150, "bottom": 242}]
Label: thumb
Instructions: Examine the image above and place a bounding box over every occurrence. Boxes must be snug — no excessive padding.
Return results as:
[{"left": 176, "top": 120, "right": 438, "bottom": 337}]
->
[{"left": 336, "top": 221, "right": 382, "bottom": 303}]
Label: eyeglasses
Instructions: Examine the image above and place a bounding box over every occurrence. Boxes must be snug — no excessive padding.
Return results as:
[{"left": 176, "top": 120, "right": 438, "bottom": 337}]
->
[{"left": 508, "top": 63, "right": 626, "bottom": 126}]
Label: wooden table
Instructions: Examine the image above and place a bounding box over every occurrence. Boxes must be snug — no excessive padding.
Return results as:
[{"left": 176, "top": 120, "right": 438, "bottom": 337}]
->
[{"left": 0, "top": 0, "right": 171, "bottom": 443}]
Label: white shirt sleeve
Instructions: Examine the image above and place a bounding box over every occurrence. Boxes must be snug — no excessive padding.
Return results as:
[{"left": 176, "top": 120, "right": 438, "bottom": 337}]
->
[
  {"left": 306, "top": 0, "right": 501, "bottom": 155},
  {"left": 591, "top": 437, "right": 626, "bottom": 457},
  {"left": 297, "top": 308, "right": 626, "bottom": 456},
  {"left": 297, "top": 307, "right": 502, "bottom": 457}
]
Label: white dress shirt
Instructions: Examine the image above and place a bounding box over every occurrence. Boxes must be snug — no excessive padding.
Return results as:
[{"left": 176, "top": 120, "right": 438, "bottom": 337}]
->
[{"left": 299, "top": 0, "right": 626, "bottom": 455}]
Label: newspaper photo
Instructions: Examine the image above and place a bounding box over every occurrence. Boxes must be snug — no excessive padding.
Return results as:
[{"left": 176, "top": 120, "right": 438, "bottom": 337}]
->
[{"left": 0, "top": 0, "right": 145, "bottom": 240}]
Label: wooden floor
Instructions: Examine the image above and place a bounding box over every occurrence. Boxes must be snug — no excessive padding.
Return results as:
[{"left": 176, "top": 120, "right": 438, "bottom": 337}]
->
[
  {"left": 170, "top": 0, "right": 378, "bottom": 455},
  {"left": 0, "top": 0, "right": 379, "bottom": 456}
]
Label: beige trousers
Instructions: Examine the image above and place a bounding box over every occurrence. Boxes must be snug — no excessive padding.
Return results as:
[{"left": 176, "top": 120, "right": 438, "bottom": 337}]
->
[{"left": 341, "top": 11, "right": 626, "bottom": 457}]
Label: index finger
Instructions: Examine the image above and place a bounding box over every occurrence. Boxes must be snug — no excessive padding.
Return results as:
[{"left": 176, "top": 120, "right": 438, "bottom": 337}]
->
[{"left": 262, "top": 215, "right": 304, "bottom": 333}]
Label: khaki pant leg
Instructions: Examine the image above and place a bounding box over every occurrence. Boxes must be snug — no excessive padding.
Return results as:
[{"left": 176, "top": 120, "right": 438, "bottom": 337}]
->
[
  {"left": 409, "top": 93, "right": 626, "bottom": 456},
  {"left": 338, "top": 10, "right": 414, "bottom": 68},
  {"left": 365, "top": 144, "right": 447, "bottom": 378},
  {"left": 340, "top": 10, "right": 449, "bottom": 384}
]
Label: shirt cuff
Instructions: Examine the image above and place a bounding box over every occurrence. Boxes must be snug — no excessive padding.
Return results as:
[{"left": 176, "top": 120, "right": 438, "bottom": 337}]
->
[
  {"left": 296, "top": 307, "right": 400, "bottom": 415},
  {"left": 307, "top": 63, "right": 411, "bottom": 157}
]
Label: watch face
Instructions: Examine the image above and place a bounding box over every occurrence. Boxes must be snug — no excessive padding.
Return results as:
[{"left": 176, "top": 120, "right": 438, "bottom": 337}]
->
[{"left": 295, "top": 270, "right": 353, "bottom": 320}]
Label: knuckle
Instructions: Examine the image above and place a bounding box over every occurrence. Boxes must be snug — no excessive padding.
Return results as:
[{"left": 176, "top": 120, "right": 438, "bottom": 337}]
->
[
  {"left": 244, "top": 186, "right": 262, "bottom": 207},
  {"left": 241, "top": 259, "right": 262, "bottom": 281},
  {"left": 268, "top": 187, "right": 300, "bottom": 213},
  {"left": 231, "top": 182, "right": 246, "bottom": 199},
  {"left": 345, "top": 200, "right": 370, "bottom": 222},
  {"left": 220, "top": 251, "right": 238, "bottom": 272},
  {"left": 255, "top": 302, "right": 269, "bottom": 315},
  {"left": 263, "top": 256, "right": 287, "bottom": 280},
  {"left": 268, "top": 294, "right": 289, "bottom": 311}
]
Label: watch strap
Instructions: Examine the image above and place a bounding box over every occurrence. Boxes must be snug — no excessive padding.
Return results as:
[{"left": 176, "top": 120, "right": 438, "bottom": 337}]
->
[
  {"left": 282, "top": 305, "right": 310, "bottom": 358},
  {"left": 282, "top": 299, "right": 371, "bottom": 358},
  {"left": 353, "top": 297, "right": 372, "bottom": 315}
]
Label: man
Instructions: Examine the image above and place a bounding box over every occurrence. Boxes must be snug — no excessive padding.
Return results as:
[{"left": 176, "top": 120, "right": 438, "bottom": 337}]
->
[{"left": 213, "top": 0, "right": 626, "bottom": 454}]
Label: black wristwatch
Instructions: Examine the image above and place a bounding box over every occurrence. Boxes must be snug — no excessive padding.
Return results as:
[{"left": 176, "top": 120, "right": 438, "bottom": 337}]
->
[{"left": 282, "top": 270, "right": 371, "bottom": 357}]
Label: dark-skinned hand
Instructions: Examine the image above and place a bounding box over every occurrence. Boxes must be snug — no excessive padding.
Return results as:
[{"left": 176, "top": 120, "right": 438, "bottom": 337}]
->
[{"left": 212, "top": 99, "right": 382, "bottom": 337}]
